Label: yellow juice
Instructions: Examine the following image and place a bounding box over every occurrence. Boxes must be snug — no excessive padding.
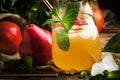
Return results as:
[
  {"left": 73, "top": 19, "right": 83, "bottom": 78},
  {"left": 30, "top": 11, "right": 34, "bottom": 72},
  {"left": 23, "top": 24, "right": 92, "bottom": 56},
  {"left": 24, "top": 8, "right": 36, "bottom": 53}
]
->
[{"left": 52, "top": 15, "right": 102, "bottom": 72}]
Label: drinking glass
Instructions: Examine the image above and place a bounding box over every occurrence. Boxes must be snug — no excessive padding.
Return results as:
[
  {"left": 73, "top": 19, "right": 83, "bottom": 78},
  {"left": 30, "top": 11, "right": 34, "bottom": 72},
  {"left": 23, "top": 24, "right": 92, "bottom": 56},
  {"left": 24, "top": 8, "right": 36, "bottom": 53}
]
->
[{"left": 52, "top": 0, "right": 102, "bottom": 72}]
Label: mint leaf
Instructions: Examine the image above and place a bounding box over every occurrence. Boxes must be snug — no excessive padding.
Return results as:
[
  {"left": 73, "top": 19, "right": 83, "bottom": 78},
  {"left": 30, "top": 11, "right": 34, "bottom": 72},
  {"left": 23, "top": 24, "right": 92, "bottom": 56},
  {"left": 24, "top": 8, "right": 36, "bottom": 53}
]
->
[
  {"left": 24, "top": 56, "right": 33, "bottom": 68},
  {"left": 43, "top": 18, "right": 60, "bottom": 26},
  {"left": 90, "top": 0, "right": 98, "bottom": 6},
  {"left": 56, "top": 30, "right": 70, "bottom": 51},
  {"left": 103, "top": 32, "right": 120, "bottom": 53},
  {"left": 52, "top": 8, "right": 60, "bottom": 17},
  {"left": 52, "top": 2, "right": 79, "bottom": 51},
  {"left": 107, "top": 70, "right": 120, "bottom": 79},
  {"left": 62, "top": 2, "right": 80, "bottom": 30},
  {"left": 43, "top": 7, "right": 61, "bottom": 26},
  {"left": 90, "top": 70, "right": 120, "bottom": 80}
]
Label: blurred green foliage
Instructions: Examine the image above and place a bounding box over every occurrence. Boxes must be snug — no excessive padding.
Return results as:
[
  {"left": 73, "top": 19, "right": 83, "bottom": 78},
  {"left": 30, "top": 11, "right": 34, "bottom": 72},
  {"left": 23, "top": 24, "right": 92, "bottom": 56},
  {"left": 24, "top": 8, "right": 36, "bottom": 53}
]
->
[
  {"left": 0, "top": 0, "right": 82, "bottom": 31},
  {"left": 0, "top": 0, "right": 51, "bottom": 31}
]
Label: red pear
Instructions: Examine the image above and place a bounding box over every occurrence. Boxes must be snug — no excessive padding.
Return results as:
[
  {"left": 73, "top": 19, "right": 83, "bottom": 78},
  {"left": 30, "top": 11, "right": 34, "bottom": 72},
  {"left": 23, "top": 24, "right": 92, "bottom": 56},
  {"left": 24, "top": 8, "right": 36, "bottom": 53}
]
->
[
  {"left": 0, "top": 21, "right": 22, "bottom": 55},
  {"left": 19, "top": 24, "right": 52, "bottom": 65}
]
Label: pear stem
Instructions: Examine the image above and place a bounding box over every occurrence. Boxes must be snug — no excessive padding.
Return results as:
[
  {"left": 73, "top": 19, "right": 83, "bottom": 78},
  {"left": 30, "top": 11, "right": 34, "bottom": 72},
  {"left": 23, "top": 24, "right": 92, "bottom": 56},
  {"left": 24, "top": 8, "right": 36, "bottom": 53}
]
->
[
  {"left": 28, "top": 12, "right": 31, "bottom": 27},
  {"left": 42, "top": 0, "right": 53, "bottom": 11}
]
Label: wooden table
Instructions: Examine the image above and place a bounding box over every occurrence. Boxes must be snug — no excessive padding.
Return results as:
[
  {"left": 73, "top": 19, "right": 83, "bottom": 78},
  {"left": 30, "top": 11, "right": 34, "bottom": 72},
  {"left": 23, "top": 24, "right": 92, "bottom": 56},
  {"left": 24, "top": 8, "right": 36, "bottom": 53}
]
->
[{"left": 0, "top": 32, "right": 117, "bottom": 80}]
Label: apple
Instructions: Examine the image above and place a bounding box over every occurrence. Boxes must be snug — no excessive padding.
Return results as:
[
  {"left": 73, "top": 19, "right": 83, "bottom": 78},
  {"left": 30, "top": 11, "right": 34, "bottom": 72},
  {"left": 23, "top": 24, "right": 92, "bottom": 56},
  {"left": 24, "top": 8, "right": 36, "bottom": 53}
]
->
[
  {"left": 0, "top": 21, "right": 22, "bottom": 55},
  {"left": 19, "top": 24, "right": 52, "bottom": 66}
]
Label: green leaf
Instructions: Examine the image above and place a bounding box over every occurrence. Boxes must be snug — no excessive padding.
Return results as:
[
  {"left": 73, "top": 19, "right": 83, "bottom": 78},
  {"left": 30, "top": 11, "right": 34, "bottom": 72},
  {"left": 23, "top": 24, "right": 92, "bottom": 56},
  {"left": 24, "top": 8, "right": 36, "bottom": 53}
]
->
[
  {"left": 43, "top": 18, "right": 60, "bottom": 26},
  {"left": 103, "top": 32, "right": 120, "bottom": 53},
  {"left": 77, "top": 71, "right": 88, "bottom": 78},
  {"left": 51, "top": 2, "right": 80, "bottom": 51},
  {"left": 62, "top": 2, "right": 80, "bottom": 30},
  {"left": 107, "top": 70, "right": 120, "bottom": 79},
  {"left": 11, "top": 0, "right": 17, "bottom": 6},
  {"left": 52, "top": 8, "right": 60, "bottom": 17},
  {"left": 4, "top": 59, "right": 21, "bottom": 72},
  {"left": 24, "top": 56, "right": 33, "bottom": 68},
  {"left": 90, "top": 0, "right": 98, "bottom": 6},
  {"left": 54, "top": 2, "right": 79, "bottom": 51},
  {"left": 104, "top": 70, "right": 120, "bottom": 79},
  {"left": 90, "top": 70, "right": 120, "bottom": 80},
  {"left": 56, "top": 30, "right": 70, "bottom": 51}
]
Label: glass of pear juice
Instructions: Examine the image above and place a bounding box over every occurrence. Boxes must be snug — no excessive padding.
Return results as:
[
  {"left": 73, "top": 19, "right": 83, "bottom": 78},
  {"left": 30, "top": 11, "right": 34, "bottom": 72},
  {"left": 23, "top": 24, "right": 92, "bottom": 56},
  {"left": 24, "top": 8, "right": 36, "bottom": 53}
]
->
[{"left": 52, "top": 2, "right": 102, "bottom": 72}]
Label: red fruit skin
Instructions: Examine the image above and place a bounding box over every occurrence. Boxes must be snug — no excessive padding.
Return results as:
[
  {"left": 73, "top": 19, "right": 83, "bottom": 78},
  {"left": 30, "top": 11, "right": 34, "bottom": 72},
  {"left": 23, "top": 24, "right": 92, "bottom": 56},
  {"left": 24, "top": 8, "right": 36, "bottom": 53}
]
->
[
  {"left": 74, "top": 16, "right": 83, "bottom": 25},
  {"left": 0, "top": 21, "right": 22, "bottom": 55},
  {"left": 19, "top": 24, "right": 52, "bottom": 66},
  {"left": 74, "top": 16, "right": 87, "bottom": 26},
  {"left": 93, "top": 7, "right": 104, "bottom": 32},
  {"left": 90, "top": 0, "right": 105, "bottom": 32}
]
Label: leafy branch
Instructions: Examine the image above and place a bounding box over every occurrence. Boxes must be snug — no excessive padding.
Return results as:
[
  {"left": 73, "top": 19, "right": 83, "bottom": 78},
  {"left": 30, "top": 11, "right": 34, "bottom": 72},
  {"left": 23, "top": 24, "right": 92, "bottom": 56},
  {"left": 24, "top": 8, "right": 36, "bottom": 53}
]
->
[{"left": 0, "top": 0, "right": 51, "bottom": 31}]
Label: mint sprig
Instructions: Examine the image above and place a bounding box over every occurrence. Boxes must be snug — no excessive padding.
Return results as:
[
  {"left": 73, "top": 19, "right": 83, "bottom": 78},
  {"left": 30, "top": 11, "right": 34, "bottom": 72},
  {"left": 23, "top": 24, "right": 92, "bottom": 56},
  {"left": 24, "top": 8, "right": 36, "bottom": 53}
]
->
[
  {"left": 44, "top": 2, "right": 80, "bottom": 30},
  {"left": 56, "top": 30, "right": 70, "bottom": 51},
  {"left": 24, "top": 56, "right": 33, "bottom": 68},
  {"left": 44, "top": 1, "right": 80, "bottom": 51},
  {"left": 90, "top": 70, "right": 120, "bottom": 80},
  {"left": 62, "top": 2, "right": 80, "bottom": 31},
  {"left": 55, "top": 2, "right": 79, "bottom": 51}
]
